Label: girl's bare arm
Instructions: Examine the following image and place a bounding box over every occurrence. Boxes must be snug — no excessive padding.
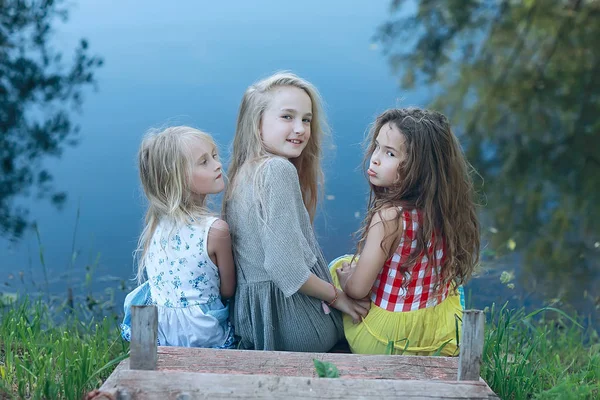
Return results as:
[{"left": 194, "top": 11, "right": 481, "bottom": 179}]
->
[
  {"left": 342, "top": 207, "right": 403, "bottom": 299},
  {"left": 208, "top": 219, "right": 236, "bottom": 299}
]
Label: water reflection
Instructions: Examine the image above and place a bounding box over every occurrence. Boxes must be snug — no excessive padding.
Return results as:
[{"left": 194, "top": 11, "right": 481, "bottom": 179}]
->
[
  {"left": 375, "top": 0, "right": 600, "bottom": 318},
  {"left": 0, "top": 0, "right": 103, "bottom": 238}
]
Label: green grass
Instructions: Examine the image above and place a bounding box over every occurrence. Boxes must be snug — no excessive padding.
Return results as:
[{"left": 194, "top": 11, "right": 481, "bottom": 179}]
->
[
  {"left": 0, "top": 298, "right": 129, "bottom": 400},
  {"left": 482, "top": 303, "right": 599, "bottom": 399}
]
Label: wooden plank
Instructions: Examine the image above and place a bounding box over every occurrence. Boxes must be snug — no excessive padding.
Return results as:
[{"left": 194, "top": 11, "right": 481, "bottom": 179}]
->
[
  {"left": 99, "top": 370, "right": 499, "bottom": 399},
  {"left": 98, "top": 361, "right": 129, "bottom": 391},
  {"left": 154, "top": 347, "right": 459, "bottom": 380},
  {"left": 458, "top": 310, "right": 485, "bottom": 381},
  {"left": 130, "top": 305, "right": 158, "bottom": 370}
]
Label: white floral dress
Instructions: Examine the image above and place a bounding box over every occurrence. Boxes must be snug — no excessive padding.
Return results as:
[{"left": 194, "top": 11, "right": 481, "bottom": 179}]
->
[{"left": 122, "top": 216, "right": 235, "bottom": 348}]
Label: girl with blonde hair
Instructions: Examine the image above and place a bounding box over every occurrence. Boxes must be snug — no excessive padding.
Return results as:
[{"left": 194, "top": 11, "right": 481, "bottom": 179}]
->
[
  {"left": 333, "top": 108, "right": 480, "bottom": 355},
  {"left": 121, "top": 126, "right": 236, "bottom": 348},
  {"left": 223, "top": 72, "right": 369, "bottom": 351}
]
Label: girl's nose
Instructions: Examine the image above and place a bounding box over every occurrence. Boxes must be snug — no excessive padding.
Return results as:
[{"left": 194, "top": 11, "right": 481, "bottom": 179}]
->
[
  {"left": 294, "top": 120, "right": 306, "bottom": 135},
  {"left": 371, "top": 154, "right": 380, "bottom": 166}
]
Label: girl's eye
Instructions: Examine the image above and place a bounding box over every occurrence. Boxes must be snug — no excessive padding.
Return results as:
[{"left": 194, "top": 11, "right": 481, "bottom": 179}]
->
[
  {"left": 302, "top": 118, "right": 312, "bottom": 123},
  {"left": 212, "top": 153, "right": 218, "bottom": 159},
  {"left": 200, "top": 159, "right": 208, "bottom": 165},
  {"left": 386, "top": 151, "right": 395, "bottom": 157},
  {"left": 282, "top": 115, "right": 292, "bottom": 120}
]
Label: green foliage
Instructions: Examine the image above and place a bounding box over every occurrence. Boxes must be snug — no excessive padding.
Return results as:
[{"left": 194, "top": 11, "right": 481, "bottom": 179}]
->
[
  {"left": 0, "top": 217, "right": 133, "bottom": 399},
  {"left": 0, "top": 0, "right": 103, "bottom": 238},
  {"left": 383, "top": 338, "right": 409, "bottom": 355},
  {"left": 313, "top": 359, "right": 340, "bottom": 378},
  {"left": 0, "top": 298, "right": 128, "bottom": 399},
  {"left": 377, "top": 0, "right": 600, "bottom": 317},
  {"left": 482, "top": 303, "right": 599, "bottom": 399},
  {"left": 385, "top": 339, "right": 394, "bottom": 355}
]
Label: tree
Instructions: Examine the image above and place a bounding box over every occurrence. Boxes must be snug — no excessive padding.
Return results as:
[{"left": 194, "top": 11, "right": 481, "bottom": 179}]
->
[
  {"left": 376, "top": 0, "right": 600, "bottom": 307},
  {"left": 0, "top": 0, "right": 103, "bottom": 238}
]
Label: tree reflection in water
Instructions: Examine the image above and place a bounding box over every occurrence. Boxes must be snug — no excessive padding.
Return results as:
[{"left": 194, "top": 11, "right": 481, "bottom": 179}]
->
[
  {"left": 1, "top": 0, "right": 103, "bottom": 238},
  {"left": 375, "top": 0, "right": 600, "bottom": 319}
]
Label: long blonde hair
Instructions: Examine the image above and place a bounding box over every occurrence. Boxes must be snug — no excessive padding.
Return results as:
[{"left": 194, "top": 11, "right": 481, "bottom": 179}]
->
[
  {"left": 136, "top": 126, "right": 217, "bottom": 283},
  {"left": 356, "top": 108, "right": 480, "bottom": 295},
  {"left": 223, "top": 71, "right": 329, "bottom": 221}
]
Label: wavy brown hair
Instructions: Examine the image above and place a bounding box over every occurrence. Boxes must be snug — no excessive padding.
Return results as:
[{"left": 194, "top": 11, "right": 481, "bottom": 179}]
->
[{"left": 355, "top": 107, "right": 480, "bottom": 295}]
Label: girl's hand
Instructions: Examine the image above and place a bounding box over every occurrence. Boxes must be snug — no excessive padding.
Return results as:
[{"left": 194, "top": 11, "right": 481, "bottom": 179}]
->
[
  {"left": 336, "top": 261, "right": 356, "bottom": 292},
  {"left": 355, "top": 296, "right": 372, "bottom": 311},
  {"left": 331, "top": 290, "right": 369, "bottom": 324}
]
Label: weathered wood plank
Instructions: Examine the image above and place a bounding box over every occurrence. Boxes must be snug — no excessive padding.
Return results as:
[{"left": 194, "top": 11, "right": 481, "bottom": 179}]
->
[
  {"left": 130, "top": 305, "right": 158, "bottom": 370},
  {"left": 100, "top": 370, "right": 499, "bottom": 399},
  {"left": 98, "top": 361, "right": 129, "bottom": 391},
  {"left": 154, "top": 347, "right": 459, "bottom": 380},
  {"left": 458, "top": 310, "right": 485, "bottom": 381},
  {"left": 91, "top": 361, "right": 132, "bottom": 400}
]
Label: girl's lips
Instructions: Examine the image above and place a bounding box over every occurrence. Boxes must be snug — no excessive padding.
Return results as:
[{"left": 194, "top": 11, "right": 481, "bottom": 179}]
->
[
  {"left": 367, "top": 169, "right": 377, "bottom": 177},
  {"left": 216, "top": 173, "right": 222, "bottom": 180}
]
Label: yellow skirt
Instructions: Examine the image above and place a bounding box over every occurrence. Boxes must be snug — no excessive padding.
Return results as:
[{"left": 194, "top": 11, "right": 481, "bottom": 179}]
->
[{"left": 329, "top": 255, "right": 462, "bottom": 356}]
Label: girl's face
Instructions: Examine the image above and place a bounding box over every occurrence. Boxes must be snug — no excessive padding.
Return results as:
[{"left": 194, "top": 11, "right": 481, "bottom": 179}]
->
[
  {"left": 260, "top": 86, "right": 312, "bottom": 159},
  {"left": 188, "top": 138, "right": 224, "bottom": 198},
  {"left": 367, "top": 123, "right": 407, "bottom": 188}
]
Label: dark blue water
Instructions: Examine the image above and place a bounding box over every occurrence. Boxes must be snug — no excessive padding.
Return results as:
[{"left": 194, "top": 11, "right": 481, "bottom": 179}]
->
[
  {"left": 0, "top": 0, "right": 402, "bottom": 296},
  {"left": 1, "top": 0, "right": 592, "bottom": 324}
]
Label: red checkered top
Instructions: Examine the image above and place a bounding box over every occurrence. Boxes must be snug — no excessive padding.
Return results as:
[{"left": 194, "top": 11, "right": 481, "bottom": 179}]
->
[{"left": 371, "top": 208, "right": 449, "bottom": 312}]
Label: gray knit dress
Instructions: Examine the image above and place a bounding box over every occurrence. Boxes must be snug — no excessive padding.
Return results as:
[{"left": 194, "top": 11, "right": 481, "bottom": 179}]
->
[{"left": 225, "top": 156, "right": 343, "bottom": 351}]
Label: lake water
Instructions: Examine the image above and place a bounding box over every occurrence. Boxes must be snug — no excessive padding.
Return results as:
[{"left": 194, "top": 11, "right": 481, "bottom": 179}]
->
[{"left": 1, "top": 0, "right": 597, "bottom": 326}]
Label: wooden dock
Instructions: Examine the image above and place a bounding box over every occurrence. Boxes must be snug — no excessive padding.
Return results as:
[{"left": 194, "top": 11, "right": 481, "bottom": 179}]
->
[{"left": 94, "top": 308, "right": 498, "bottom": 399}]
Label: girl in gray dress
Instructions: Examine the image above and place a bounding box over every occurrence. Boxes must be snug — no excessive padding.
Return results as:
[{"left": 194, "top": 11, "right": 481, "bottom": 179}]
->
[{"left": 223, "top": 71, "right": 369, "bottom": 351}]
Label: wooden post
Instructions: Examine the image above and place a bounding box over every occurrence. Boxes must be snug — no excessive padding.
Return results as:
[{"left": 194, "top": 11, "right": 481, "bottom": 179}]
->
[
  {"left": 458, "top": 309, "right": 485, "bottom": 381},
  {"left": 130, "top": 305, "right": 158, "bottom": 370}
]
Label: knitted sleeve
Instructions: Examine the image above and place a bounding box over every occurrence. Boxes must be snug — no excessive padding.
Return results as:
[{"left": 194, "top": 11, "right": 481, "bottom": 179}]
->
[{"left": 258, "top": 157, "right": 314, "bottom": 297}]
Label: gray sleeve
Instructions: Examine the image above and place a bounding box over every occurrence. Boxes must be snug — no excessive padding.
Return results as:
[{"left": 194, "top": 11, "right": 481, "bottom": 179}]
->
[{"left": 259, "top": 158, "right": 313, "bottom": 297}]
